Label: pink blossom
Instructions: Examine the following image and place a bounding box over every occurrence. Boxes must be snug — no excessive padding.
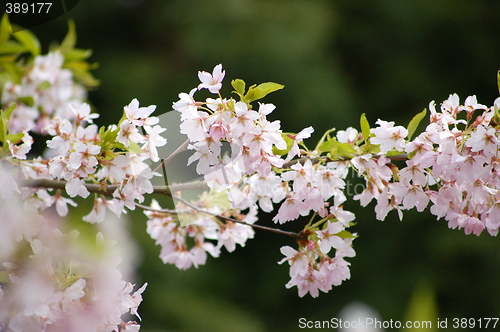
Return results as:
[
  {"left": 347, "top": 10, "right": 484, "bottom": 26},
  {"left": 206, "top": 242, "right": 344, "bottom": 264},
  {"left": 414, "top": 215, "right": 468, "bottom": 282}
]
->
[
  {"left": 278, "top": 246, "right": 309, "bottom": 277},
  {"left": 198, "top": 64, "right": 225, "bottom": 94},
  {"left": 117, "top": 120, "right": 144, "bottom": 147},
  {"left": 370, "top": 119, "right": 408, "bottom": 153},
  {"left": 336, "top": 127, "right": 358, "bottom": 144},
  {"left": 124, "top": 98, "right": 157, "bottom": 127},
  {"left": 465, "top": 125, "right": 499, "bottom": 157},
  {"left": 285, "top": 126, "right": 314, "bottom": 162},
  {"left": 143, "top": 125, "right": 167, "bottom": 162},
  {"left": 65, "top": 178, "right": 90, "bottom": 198},
  {"left": 273, "top": 193, "right": 310, "bottom": 224},
  {"left": 316, "top": 220, "right": 344, "bottom": 254}
]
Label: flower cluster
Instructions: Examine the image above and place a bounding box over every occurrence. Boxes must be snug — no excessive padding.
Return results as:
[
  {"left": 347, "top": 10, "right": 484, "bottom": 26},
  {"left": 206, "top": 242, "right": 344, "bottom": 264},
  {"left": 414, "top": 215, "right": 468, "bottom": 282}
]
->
[
  {"left": 2, "top": 51, "right": 87, "bottom": 134},
  {"left": 9, "top": 96, "right": 167, "bottom": 223},
  {"left": 374, "top": 95, "right": 500, "bottom": 236},
  {"left": 164, "top": 64, "right": 357, "bottom": 297},
  {"left": 278, "top": 213, "right": 356, "bottom": 297},
  {"left": 336, "top": 94, "right": 500, "bottom": 237},
  {"left": 0, "top": 32, "right": 161, "bottom": 329},
  {"left": 166, "top": 64, "right": 500, "bottom": 296},
  {"left": 0, "top": 177, "right": 146, "bottom": 332},
  {"left": 3, "top": 19, "right": 500, "bottom": 314},
  {"left": 145, "top": 194, "right": 256, "bottom": 270}
]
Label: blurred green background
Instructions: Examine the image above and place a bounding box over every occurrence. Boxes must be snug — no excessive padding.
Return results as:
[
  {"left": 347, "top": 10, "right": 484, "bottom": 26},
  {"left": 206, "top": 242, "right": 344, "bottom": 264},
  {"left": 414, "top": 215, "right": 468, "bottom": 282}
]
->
[{"left": 31, "top": 0, "right": 500, "bottom": 331}]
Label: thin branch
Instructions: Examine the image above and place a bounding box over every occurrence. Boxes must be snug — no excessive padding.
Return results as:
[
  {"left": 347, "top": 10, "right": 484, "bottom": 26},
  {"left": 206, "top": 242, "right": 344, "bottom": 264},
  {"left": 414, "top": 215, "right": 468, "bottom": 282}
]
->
[
  {"left": 18, "top": 178, "right": 297, "bottom": 237},
  {"left": 283, "top": 153, "right": 409, "bottom": 168},
  {"left": 17, "top": 178, "right": 209, "bottom": 197},
  {"left": 170, "top": 193, "right": 299, "bottom": 238},
  {"left": 153, "top": 138, "right": 190, "bottom": 173},
  {"left": 135, "top": 202, "right": 179, "bottom": 214}
]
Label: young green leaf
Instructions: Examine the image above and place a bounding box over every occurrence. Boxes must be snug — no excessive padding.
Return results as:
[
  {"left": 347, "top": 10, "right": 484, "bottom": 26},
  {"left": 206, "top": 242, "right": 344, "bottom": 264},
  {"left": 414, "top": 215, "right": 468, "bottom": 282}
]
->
[
  {"left": 37, "top": 81, "right": 52, "bottom": 91},
  {"left": 497, "top": 70, "right": 500, "bottom": 96},
  {"left": 63, "top": 61, "right": 100, "bottom": 88},
  {"left": 0, "top": 270, "right": 10, "bottom": 283},
  {"left": 231, "top": 79, "right": 246, "bottom": 99},
  {"left": 99, "top": 125, "right": 119, "bottom": 147},
  {"left": 64, "top": 48, "right": 93, "bottom": 62},
  {"left": 0, "top": 14, "right": 12, "bottom": 48},
  {"left": 0, "top": 41, "right": 24, "bottom": 55},
  {"left": 0, "top": 103, "right": 16, "bottom": 144},
  {"left": 272, "top": 134, "right": 294, "bottom": 156},
  {"left": 244, "top": 82, "right": 284, "bottom": 103},
  {"left": 329, "top": 139, "right": 358, "bottom": 159},
  {"left": 12, "top": 29, "right": 40, "bottom": 57},
  {"left": 360, "top": 113, "right": 370, "bottom": 143},
  {"left": 318, "top": 134, "right": 335, "bottom": 152},
  {"left": 0, "top": 55, "right": 17, "bottom": 63},
  {"left": 314, "top": 127, "right": 335, "bottom": 152},
  {"left": 6, "top": 132, "right": 24, "bottom": 144},
  {"left": 18, "top": 96, "right": 35, "bottom": 107},
  {"left": 1, "top": 62, "right": 23, "bottom": 84},
  {"left": 59, "top": 20, "right": 76, "bottom": 55},
  {"left": 117, "top": 110, "right": 127, "bottom": 127},
  {"left": 335, "top": 230, "right": 358, "bottom": 239},
  {"left": 407, "top": 108, "right": 427, "bottom": 141},
  {"left": 128, "top": 141, "right": 143, "bottom": 154}
]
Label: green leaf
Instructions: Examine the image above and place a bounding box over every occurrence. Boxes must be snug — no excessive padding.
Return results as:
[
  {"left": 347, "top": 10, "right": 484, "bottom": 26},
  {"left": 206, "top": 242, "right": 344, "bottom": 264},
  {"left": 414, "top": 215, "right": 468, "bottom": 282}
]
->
[
  {"left": 244, "top": 82, "right": 284, "bottom": 103},
  {"left": 407, "top": 108, "right": 427, "bottom": 141},
  {"left": 335, "top": 230, "right": 358, "bottom": 239},
  {"left": 128, "top": 141, "right": 143, "bottom": 154},
  {"left": 37, "top": 81, "right": 52, "bottom": 91},
  {"left": 0, "top": 270, "right": 10, "bottom": 283},
  {"left": 0, "top": 103, "right": 16, "bottom": 143},
  {"left": 59, "top": 20, "right": 76, "bottom": 55},
  {"left": 272, "top": 134, "right": 293, "bottom": 156},
  {"left": 117, "top": 110, "right": 127, "bottom": 127},
  {"left": 231, "top": 79, "right": 246, "bottom": 99},
  {"left": 18, "top": 96, "right": 35, "bottom": 107},
  {"left": 112, "top": 141, "right": 128, "bottom": 150},
  {"left": 0, "top": 41, "right": 25, "bottom": 55},
  {"left": 64, "top": 48, "right": 92, "bottom": 62},
  {"left": 0, "top": 14, "right": 12, "bottom": 48},
  {"left": 99, "top": 125, "right": 118, "bottom": 145},
  {"left": 2, "top": 103, "right": 16, "bottom": 123},
  {"left": 0, "top": 55, "right": 18, "bottom": 63},
  {"left": 63, "top": 61, "right": 100, "bottom": 88},
  {"left": 497, "top": 70, "right": 500, "bottom": 96},
  {"left": 6, "top": 132, "right": 24, "bottom": 144},
  {"left": 329, "top": 138, "right": 357, "bottom": 159},
  {"left": 0, "top": 62, "right": 23, "bottom": 84},
  {"left": 12, "top": 29, "right": 40, "bottom": 57},
  {"left": 314, "top": 127, "right": 335, "bottom": 152},
  {"left": 318, "top": 134, "right": 335, "bottom": 152},
  {"left": 360, "top": 113, "right": 370, "bottom": 142}
]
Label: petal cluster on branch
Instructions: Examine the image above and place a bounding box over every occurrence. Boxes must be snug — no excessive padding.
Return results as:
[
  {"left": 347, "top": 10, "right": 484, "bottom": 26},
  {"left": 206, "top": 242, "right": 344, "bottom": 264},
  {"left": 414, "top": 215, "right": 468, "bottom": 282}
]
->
[
  {"left": 0, "top": 177, "right": 146, "bottom": 332},
  {"left": 2, "top": 28, "right": 500, "bottom": 327}
]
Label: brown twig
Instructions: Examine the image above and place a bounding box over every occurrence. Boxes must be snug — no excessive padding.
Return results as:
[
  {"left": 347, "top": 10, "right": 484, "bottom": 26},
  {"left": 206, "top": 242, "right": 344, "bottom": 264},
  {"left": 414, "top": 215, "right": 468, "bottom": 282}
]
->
[
  {"left": 17, "top": 178, "right": 299, "bottom": 238},
  {"left": 170, "top": 193, "right": 299, "bottom": 238},
  {"left": 16, "top": 178, "right": 209, "bottom": 197},
  {"left": 153, "top": 138, "right": 190, "bottom": 173},
  {"left": 282, "top": 153, "right": 409, "bottom": 168}
]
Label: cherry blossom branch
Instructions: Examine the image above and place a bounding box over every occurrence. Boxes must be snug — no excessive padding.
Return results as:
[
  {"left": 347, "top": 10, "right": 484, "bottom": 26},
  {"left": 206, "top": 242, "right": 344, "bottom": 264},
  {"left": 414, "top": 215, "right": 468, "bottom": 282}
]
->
[
  {"left": 17, "top": 178, "right": 299, "bottom": 238},
  {"left": 16, "top": 178, "right": 209, "bottom": 196},
  {"left": 282, "top": 153, "right": 409, "bottom": 168},
  {"left": 169, "top": 192, "right": 300, "bottom": 238},
  {"left": 135, "top": 202, "right": 178, "bottom": 213}
]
